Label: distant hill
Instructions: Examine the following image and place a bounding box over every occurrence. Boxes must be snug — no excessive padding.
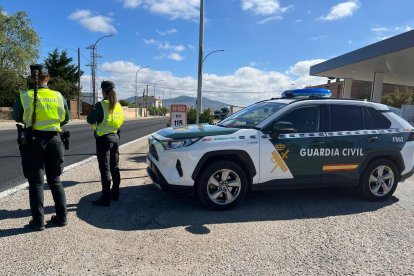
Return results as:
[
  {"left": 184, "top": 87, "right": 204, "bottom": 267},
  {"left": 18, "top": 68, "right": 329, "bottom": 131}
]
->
[{"left": 126, "top": 95, "right": 229, "bottom": 111}]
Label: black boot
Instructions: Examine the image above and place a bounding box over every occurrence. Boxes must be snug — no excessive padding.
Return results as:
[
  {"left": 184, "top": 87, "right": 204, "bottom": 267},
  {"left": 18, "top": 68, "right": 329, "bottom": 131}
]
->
[
  {"left": 92, "top": 196, "right": 110, "bottom": 207},
  {"left": 110, "top": 189, "right": 119, "bottom": 201},
  {"left": 28, "top": 220, "right": 45, "bottom": 231},
  {"left": 50, "top": 215, "right": 67, "bottom": 226}
]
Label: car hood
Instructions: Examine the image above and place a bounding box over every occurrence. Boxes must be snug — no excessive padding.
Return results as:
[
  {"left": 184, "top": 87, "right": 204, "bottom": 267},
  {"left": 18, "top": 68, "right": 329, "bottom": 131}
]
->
[{"left": 155, "top": 124, "right": 240, "bottom": 139}]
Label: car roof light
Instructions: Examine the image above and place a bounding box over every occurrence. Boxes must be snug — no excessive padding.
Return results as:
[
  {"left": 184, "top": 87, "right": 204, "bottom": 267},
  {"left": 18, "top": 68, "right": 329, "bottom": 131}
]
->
[{"left": 281, "top": 88, "right": 332, "bottom": 99}]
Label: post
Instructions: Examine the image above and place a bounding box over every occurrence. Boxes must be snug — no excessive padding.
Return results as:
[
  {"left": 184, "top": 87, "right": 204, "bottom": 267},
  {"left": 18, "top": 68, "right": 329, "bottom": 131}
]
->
[
  {"left": 89, "top": 35, "right": 114, "bottom": 106},
  {"left": 196, "top": 0, "right": 204, "bottom": 124},
  {"left": 145, "top": 84, "right": 149, "bottom": 117},
  {"left": 135, "top": 73, "right": 138, "bottom": 118},
  {"left": 135, "top": 66, "right": 149, "bottom": 119},
  {"left": 77, "top": 48, "right": 81, "bottom": 119},
  {"left": 152, "top": 80, "right": 163, "bottom": 117},
  {"left": 91, "top": 45, "right": 96, "bottom": 105}
]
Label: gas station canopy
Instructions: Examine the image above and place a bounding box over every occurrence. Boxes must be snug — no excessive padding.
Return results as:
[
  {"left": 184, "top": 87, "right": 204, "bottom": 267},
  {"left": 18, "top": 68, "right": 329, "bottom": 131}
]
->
[{"left": 310, "top": 30, "right": 414, "bottom": 87}]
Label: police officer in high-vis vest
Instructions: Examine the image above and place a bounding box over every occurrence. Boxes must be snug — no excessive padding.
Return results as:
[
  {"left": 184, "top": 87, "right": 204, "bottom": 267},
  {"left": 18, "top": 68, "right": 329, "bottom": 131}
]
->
[
  {"left": 13, "top": 64, "right": 69, "bottom": 231},
  {"left": 87, "top": 80, "right": 124, "bottom": 207}
]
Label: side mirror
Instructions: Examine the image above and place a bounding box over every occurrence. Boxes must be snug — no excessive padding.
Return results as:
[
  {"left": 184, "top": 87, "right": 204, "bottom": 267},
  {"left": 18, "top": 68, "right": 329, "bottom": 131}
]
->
[{"left": 273, "top": 121, "right": 295, "bottom": 133}]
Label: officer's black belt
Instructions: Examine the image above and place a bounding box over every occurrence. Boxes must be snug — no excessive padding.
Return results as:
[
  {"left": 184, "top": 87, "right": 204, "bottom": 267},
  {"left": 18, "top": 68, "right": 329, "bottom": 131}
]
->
[{"left": 32, "top": 130, "right": 59, "bottom": 137}]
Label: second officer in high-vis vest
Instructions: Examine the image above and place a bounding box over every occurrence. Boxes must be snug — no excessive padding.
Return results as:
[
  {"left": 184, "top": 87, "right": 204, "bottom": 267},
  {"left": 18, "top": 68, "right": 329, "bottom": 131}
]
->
[
  {"left": 13, "top": 64, "right": 69, "bottom": 231},
  {"left": 87, "top": 81, "right": 125, "bottom": 207}
]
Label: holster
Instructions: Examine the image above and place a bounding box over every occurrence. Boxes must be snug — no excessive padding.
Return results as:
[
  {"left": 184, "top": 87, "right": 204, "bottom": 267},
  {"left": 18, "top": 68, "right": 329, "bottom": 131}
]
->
[{"left": 16, "top": 124, "right": 33, "bottom": 145}]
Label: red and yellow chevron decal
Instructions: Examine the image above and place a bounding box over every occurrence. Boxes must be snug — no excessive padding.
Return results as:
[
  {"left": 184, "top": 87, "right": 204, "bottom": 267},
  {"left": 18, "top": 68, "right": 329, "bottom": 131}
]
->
[{"left": 322, "top": 163, "right": 359, "bottom": 172}]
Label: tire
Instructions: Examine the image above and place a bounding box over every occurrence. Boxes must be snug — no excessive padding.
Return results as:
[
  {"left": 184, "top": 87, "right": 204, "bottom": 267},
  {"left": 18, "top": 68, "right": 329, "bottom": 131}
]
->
[
  {"left": 196, "top": 160, "right": 248, "bottom": 210},
  {"left": 359, "top": 158, "right": 399, "bottom": 201}
]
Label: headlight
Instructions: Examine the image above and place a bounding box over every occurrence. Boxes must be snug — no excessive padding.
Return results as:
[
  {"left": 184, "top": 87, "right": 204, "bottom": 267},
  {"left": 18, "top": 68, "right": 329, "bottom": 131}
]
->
[{"left": 160, "top": 138, "right": 201, "bottom": 150}]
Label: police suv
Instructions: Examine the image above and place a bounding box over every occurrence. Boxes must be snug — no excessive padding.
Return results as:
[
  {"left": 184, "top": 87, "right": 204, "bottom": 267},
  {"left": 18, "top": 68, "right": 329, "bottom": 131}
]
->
[{"left": 146, "top": 88, "right": 414, "bottom": 210}]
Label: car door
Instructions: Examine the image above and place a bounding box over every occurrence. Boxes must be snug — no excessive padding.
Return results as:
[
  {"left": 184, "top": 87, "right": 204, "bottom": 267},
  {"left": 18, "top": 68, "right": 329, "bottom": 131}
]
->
[
  {"left": 259, "top": 104, "right": 326, "bottom": 185},
  {"left": 322, "top": 104, "right": 382, "bottom": 185}
]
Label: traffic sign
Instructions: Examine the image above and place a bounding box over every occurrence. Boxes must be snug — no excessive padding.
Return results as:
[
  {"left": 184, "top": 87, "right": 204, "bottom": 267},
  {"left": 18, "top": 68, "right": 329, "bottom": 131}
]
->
[{"left": 170, "top": 104, "right": 188, "bottom": 127}]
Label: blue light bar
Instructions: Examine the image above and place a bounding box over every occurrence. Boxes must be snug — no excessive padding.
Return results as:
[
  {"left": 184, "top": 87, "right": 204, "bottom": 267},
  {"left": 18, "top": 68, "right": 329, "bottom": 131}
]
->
[{"left": 281, "top": 88, "right": 332, "bottom": 99}]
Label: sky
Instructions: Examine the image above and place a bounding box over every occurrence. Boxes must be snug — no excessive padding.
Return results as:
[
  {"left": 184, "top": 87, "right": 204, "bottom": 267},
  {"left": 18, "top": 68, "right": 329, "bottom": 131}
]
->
[{"left": 1, "top": 0, "right": 414, "bottom": 106}]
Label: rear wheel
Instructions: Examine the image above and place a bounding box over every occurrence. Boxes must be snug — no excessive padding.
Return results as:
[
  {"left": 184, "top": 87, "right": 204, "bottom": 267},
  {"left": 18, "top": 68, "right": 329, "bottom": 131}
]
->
[
  {"left": 360, "top": 159, "right": 399, "bottom": 201},
  {"left": 196, "top": 161, "right": 248, "bottom": 210}
]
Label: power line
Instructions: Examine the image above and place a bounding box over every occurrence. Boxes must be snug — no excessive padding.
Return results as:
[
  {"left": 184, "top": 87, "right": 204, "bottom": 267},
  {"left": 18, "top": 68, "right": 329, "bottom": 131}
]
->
[
  {"left": 41, "top": 40, "right": 90, "bottom": 60},
  {"left": 109, "top": 80, "right": 283, "bottom": 94}
]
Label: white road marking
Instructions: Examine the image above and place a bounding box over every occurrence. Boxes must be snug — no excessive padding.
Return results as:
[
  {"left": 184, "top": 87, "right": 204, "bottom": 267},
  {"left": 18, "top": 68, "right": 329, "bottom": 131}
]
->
[{"left": 0, "top": 135, "right": 149, "bottom": 199}]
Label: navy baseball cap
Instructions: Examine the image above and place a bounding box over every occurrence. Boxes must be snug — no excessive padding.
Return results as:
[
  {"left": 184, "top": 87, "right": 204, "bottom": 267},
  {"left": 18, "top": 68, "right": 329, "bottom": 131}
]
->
[
  {"left": 30, "top": 64, "right": 49, "bottom": 75},
  {"left": 101, "top": 80, "right": 115, "bottom": 90}
]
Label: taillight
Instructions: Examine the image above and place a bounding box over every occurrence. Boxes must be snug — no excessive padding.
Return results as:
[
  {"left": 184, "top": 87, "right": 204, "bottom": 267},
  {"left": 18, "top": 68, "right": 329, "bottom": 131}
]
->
[{"left": 408, "top": 131, "right": 414, "bottom": 141}]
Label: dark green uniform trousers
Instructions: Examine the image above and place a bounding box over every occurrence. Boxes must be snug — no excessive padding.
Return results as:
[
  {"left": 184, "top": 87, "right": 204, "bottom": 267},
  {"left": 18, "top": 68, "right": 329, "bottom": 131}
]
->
[
  {"left": 96, "top": 133, "right": 121, "bottom": 200},
  {"left": 20, "top": 132, "right": 67, "bottom": 228}
]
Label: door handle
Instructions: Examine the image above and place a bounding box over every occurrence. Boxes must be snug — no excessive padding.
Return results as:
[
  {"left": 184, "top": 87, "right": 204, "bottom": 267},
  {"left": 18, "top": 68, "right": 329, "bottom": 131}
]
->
[{"left": 367, "top": 136, "right": 378, "bottom": 142}]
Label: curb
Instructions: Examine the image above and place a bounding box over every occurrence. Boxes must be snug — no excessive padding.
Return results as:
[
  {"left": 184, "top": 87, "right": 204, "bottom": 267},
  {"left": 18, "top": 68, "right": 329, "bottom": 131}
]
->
[{"left": 0, "top": 135, "right": 149, "bottom": 199}]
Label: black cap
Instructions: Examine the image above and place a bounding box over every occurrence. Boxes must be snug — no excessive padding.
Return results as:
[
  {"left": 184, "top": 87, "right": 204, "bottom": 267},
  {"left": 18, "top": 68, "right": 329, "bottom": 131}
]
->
[
  {"left": 101, "top": 80, "right": 115, "bottom": 90},
  {"left": 30, "top": 64, "right": 49, "bottom": 75}
]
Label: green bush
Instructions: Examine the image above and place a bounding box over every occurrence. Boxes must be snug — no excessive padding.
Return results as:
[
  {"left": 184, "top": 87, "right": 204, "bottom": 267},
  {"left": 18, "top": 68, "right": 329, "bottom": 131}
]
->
[{"left": 187, "top": 107, "right": 214, "bottom": 124}]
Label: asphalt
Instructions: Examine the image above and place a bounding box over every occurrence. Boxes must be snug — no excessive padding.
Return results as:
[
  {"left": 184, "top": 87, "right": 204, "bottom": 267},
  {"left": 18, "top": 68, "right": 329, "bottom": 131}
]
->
[{"left": 1, "top": 121, "right": 414, "bottom": 275}]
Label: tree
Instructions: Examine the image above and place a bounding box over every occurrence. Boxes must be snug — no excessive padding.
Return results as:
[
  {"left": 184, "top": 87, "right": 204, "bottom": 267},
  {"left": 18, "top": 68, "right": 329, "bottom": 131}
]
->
[
  {"left": 44, "top": 49, "right": 83, "bottom": 100},
  {"left": 381, "top": 87, "right": 413, "bottom": 108},
  {"left": 0, "top": 67, "right": 27, "bottom": 106},
  {"left": 187, "top": 107, "right": 214, "bottom": 124},
  {"left": 119, "top": 99, "right": 131, "bottom": 106},
  {"left": 0, "top": 9, "right": 39, "bottom": 74},
  {"left": 0, "top": 9, "right": 39, "bottom": 106},
  {"left": 44, "top": 49, "right": 82, "bottom": 83},
  {"left": 47, "top": 78, "right": 80, "bottom": 101}
]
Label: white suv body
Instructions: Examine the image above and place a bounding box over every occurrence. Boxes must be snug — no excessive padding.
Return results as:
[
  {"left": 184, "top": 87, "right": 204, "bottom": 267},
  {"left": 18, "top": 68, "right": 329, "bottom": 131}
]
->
[{"left": 147, "top": 92, "right": 414, "bottom": 209}]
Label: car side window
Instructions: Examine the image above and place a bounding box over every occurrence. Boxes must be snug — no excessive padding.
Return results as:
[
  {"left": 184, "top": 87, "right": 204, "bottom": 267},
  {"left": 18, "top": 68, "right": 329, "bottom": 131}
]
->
[
  {"left": 275, "top": 105, "right": 320, "bottom": 133},
  {"left": 365, "top": 107, "right": 392, "bottom": 129},
  {"left": 329, "top": 105, "right": 363, "bottom": 131}
]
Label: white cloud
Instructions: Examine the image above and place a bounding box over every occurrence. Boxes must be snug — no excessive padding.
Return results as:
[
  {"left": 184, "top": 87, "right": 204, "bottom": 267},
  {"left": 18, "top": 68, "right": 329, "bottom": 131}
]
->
[
  {"left": 122, "top": 0, "right": 199, "bottom": 20},
  {"left": 156, "top": 28, "right": 178, "bottom": 36},
  {"left": 241, "top": 0, "right": 291, "bottom": 16},
  {"left": 371, "top": 27, "right": 390, "bottom": 33},
  {"left": 370, "top": 25, "right": 414, "bottom": 42},
  {"left": 1, "top": 10, "right": 8, "bottom": 16},
  {"left": 319, "top": 0, "right": 360, "bottom": 21},
  {"left": 257, "top": 15, "right": 282, "bottom": 24},
  {"left": 168, "top": 53, "right": 184, "bottom": 61},
  {"left": 144, "top": 38, "right": 186, "bottom": 61},
  {"left": 122, "top": 0, "right": 144, "bottom": 9},
  {"left": 311, "top": 35, "right": 326, "bottom": 41},
  {"left": 144, "top": 38, "right": 185, "bottom": 52},
  {"left": 68, "top": 10, "right": 116, "bottom": 33},
  {"left": 287, "top": 59, "right": 326, "bottom": 76},
  {"left": 80, "top": 59, "right": 328, "bottom": 106}
]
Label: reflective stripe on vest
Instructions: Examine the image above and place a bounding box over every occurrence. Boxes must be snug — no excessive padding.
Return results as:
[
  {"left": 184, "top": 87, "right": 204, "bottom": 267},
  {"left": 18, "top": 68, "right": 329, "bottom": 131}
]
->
[
  {"left": 95, "top": 100, "right": 125, "bottom": 137},
  {"left": 20, "top": 88, "right": 65, "bottom": 132}
]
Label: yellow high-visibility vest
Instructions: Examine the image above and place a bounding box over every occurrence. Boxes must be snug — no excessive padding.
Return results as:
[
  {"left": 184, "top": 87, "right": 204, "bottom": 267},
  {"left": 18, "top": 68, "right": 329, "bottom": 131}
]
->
[
  {"left": 94, "top": 100, "right": 124, "bottom": 136},
  {"left": 20, "top": 88, "right": 66, "bottom": 132}
]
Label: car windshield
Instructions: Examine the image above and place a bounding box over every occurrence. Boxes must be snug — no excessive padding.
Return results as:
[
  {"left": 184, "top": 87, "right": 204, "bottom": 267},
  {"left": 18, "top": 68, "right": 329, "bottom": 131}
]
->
[{"left": 218, "top": 102, "right": 287, "bottom": 128}]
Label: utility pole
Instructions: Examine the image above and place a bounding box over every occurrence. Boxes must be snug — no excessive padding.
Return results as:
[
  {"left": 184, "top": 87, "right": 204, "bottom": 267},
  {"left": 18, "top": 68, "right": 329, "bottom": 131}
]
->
[
  {"left": 77, "top": 48, "right": 81, "bottom": 119},
  {"left": 86, "top": 35, "right": 114, "bottom": 106},
  {"left": 135, "top": 66, "right": 149, "bottom": 118},
  {"left": 196, "top": 0, "right": 204, "bottom": 124},
  {"left": 145, "top": 84, "right": 149, "bottom": 117}
]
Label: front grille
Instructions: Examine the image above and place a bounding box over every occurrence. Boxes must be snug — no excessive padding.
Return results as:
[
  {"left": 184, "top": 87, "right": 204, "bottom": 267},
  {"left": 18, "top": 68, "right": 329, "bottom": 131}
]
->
[{"left": 149, "top": 144, "right": 159, "bottom": 161}]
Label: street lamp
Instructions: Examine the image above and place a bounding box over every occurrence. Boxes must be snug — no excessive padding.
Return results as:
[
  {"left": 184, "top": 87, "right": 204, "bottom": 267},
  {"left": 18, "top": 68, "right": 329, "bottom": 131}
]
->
[
  {"left": 89, "top": 34, "right": 114, "bottom": 105},
  {"left": 153, "top": 80, "right": 163, "bottom": 116},
  {"left": 196, "top": 49, "right": 224, "bottom": 124},
  {"left": 135, "top": 66, "right": 149, "bottom": 118}
]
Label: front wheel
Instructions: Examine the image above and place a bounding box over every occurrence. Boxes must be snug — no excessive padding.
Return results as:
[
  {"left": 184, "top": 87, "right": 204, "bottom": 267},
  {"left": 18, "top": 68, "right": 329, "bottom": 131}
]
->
[
  {"left": 196, "top": 161, "right": 248, "bottom": 210},
  {"left": 360, "top": 159, "right": 399, "bottom": 201}
]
